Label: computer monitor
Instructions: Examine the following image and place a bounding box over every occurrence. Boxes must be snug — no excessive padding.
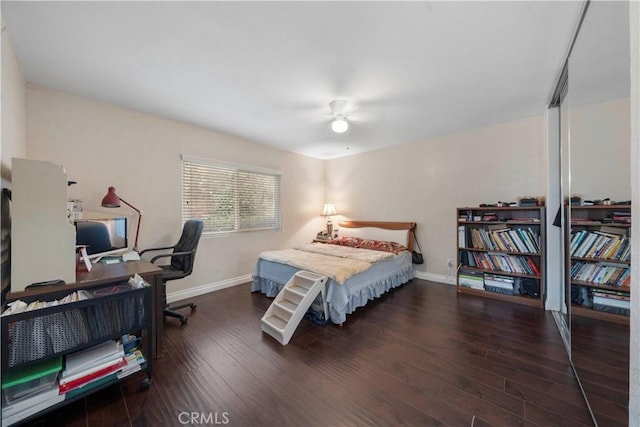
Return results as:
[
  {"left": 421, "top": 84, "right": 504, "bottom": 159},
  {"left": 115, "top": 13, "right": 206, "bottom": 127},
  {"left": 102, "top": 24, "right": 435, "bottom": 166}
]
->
[{"left": 75, "top": 217, "right": 128, "bottom": 259}]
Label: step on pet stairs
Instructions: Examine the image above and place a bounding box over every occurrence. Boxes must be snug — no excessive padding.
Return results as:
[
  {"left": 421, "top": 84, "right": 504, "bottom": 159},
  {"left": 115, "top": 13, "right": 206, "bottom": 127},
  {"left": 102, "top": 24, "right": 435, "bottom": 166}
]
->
[{"left": 261, "top": 271, "right": 328, "bottom": 345}]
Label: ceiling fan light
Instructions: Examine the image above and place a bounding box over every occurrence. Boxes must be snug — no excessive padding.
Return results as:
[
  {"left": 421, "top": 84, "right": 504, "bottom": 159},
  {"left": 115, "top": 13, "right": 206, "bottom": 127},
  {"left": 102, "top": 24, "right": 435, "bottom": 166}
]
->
[{"left": 331, "top": 117, "right": 349, "bottom": 133}]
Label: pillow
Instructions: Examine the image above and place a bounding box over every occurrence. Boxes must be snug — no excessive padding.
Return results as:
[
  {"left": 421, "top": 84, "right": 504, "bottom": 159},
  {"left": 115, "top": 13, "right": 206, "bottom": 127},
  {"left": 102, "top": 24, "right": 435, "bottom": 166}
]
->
[
  {"left": 327, "top": 236, "right": 362, "bottom": 247},
  {"left": 328, "top": 236, "right": 407, "bottom": 254},
  {"left": 357, "top": 239, "right": 408, "bottom": 254}
]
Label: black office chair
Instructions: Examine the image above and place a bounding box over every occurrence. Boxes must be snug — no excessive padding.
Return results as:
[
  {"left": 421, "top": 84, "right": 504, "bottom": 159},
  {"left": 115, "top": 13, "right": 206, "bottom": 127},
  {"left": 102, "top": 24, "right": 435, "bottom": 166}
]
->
[
  {"left": 139, "top": 219, "right": 204, "bottom": 324},
  {"left": 76, "top": 221, "right": 113, "bottom": 255}
]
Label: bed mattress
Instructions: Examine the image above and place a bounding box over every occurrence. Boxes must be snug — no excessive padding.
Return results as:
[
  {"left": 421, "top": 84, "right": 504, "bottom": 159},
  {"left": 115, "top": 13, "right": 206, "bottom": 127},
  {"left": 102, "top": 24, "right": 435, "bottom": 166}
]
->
[{"left": 252, "top": 250, "right": 413, "bottom": 324}]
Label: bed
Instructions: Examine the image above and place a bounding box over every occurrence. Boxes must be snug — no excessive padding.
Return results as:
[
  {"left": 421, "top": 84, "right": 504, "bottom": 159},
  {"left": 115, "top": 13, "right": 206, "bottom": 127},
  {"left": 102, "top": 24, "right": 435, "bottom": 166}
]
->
[{"left": 251, "top": 221, "right": 416, "bottom": 324}]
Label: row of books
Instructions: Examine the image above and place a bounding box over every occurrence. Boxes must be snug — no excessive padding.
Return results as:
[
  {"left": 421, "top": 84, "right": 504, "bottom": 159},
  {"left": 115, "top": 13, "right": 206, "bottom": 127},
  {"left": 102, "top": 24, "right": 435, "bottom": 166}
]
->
[
  {"left": 460, "top": 225, "right": 540, "bottom": 254},
  {"left": 482, "top": 273, "right": 516, "bottom": 295},
  {"left": 592, "top": 290, "right": 630, "bottom": 316},
  {"left": 459, "top": 270, "right": 515, "bottom": 294},
  {"left": 2, "top": 339, "right": 145, "bottom": 426},
  {"left": 458, "top": 270, "right": 540, "bottom": 298},
  {"left": 58, "top": 340, "right": 144, "bottom": 393},
  {"left": 458, "top": 269, "right": 484, "bottom": 290},
  {"left": 570, "top": 228, "right": 630, "bottom": 261},
  {"left": 611, "top": 211, "right": 631, "bottom": 224},
  {"left": 570, "top": 261, "right": 630, "bottom": 288},
  {"left": 462, "top": 251, "right": 541, "bottom": 276}
]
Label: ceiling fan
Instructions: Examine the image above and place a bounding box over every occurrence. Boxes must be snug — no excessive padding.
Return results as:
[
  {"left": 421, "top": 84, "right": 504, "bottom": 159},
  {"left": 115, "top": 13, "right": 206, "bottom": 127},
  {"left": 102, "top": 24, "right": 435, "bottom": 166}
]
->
[{"left": 329, "top": 99, "right": 350, "bottom": 134}]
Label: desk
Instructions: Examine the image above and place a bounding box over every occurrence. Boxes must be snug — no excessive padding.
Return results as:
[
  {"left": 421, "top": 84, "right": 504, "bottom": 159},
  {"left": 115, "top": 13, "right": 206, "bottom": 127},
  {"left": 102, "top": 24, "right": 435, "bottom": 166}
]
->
[{"left": 7, "top": 260, "right": 164, "bottom": 359}]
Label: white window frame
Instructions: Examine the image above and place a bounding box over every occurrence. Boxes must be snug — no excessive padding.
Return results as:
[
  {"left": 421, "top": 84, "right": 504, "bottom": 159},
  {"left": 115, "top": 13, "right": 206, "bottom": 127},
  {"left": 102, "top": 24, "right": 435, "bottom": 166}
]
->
[{"left": 181, "top": 154, "right": 282, "bottom": 235}]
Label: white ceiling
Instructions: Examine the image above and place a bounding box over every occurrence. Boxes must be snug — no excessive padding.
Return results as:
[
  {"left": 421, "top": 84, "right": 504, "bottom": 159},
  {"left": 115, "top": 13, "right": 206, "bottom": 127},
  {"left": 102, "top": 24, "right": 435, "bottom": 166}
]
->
[{"left": 2, "top": 1, "right": 583, "bottom": 160}]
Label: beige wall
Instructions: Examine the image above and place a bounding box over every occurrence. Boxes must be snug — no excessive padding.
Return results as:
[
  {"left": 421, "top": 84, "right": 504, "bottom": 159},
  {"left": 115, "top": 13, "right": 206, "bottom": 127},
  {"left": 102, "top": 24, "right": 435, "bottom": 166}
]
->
[
  {"left": 571, "top": 97, "right": 631, "bottom": 201},
  {"left": 1, "top": 30, "right": 27, "bottom": 181},
  {"left": 26, "top": 86, "right": 325, "bottom": 297},
  {"left": 14, "top": 84, "right": 631, "bottom": 298},
  {"left": 325, "top": 115, "right": 547, "bottom": 281}
]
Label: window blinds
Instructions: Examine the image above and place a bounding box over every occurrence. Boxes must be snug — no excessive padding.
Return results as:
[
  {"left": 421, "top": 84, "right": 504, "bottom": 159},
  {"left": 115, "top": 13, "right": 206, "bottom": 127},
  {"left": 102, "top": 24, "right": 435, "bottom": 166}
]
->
[{"left": 182, "top": 156, "right": 281, "bottom": 234}]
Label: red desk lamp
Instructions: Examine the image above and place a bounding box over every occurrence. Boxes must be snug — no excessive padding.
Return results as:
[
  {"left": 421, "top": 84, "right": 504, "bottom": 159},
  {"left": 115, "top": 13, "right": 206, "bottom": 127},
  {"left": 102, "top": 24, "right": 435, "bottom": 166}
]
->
[{"left": 101, "top": 186, "right": 142, "bottom": 252}]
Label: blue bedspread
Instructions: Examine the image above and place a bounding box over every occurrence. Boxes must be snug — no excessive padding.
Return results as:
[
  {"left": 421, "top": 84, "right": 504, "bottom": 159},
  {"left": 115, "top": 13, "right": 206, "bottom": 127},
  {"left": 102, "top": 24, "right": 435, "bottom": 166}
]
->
[{"left": 251, "top": 251, "right": 413, "bottom": 324}]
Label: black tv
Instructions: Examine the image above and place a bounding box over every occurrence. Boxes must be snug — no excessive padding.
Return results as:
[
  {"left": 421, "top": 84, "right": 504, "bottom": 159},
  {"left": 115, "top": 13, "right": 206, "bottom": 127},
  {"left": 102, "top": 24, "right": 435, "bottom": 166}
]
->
[{"left": 75, "top": 217, "right": 128, "bottom": 258}]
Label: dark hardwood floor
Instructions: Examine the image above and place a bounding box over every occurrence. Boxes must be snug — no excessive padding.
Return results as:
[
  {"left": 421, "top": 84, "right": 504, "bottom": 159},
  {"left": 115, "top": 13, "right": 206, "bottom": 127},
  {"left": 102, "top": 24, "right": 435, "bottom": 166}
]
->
[
  {"left": 571, "top": 314, "right": 629, "bottom": 427},
  {"left": 21, "top": 280, "right": 597, "bottom": 427}
]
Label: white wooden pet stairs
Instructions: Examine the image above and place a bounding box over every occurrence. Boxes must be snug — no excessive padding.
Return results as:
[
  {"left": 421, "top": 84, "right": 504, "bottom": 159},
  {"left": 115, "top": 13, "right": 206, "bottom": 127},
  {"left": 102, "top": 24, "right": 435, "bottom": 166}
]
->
[{"left": 261, "top": 271, "right": 328, "bottom": 345}]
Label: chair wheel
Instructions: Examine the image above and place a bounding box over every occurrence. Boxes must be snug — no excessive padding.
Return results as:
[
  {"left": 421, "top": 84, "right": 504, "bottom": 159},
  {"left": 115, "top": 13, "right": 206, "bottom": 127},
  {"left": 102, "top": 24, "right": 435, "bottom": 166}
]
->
[
  {"left": 180, "top": 316, "right": 188, "bottom": 324},
  {"left": 140, "top": 378, "right": 151, "bottom": 391},
  {"left": 191, "top": 304, "right": 197, "bottom": 311}
]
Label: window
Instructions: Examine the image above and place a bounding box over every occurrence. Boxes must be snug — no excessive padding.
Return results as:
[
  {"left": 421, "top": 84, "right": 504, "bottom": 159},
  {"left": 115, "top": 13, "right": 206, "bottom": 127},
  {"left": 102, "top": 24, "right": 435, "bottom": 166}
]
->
[{"left": 182, "top": 155, "right": 281, "bottom": 234}]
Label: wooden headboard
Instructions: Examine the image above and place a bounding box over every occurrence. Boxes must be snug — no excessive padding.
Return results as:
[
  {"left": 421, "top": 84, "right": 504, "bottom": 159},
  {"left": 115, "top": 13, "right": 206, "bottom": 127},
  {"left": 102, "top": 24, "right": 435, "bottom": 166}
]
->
[{"left": 337, "top": 221, "right": 417, "bottom": 252}]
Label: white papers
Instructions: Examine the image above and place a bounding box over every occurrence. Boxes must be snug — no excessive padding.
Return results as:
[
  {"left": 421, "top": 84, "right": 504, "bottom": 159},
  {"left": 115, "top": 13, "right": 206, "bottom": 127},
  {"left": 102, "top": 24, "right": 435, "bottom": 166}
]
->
[
  {"left": 62, "top": 340, "right": 123, "bottom": 379},
  {"left": 1, "top": 383, "right": 64, "bottom": 426}
]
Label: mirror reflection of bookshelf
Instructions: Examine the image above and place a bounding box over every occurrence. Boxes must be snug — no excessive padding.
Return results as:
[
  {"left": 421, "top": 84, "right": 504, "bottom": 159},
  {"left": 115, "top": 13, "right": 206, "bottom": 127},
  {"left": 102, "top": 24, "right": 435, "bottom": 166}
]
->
[{"left": 568, "top": 205, "right": 631, "bottom": 324}]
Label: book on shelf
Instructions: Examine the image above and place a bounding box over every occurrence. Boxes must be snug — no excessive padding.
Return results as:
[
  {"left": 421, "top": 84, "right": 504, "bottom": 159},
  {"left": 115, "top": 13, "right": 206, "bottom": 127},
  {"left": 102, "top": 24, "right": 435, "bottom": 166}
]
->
[
  {"left": 484, "top": 273, "right": 515, "bottom": 289},
  {"left": 459, "top": 280, "right": 484, "bottom": 290},
  {"left": 506, "top": 218, "right": 540, "bottom": 223},
  {"left": 599, "top": 225, "right": 627, "bottom": 235},
  {"left": 468, "top": 226, "right": 539, "bottom": 254},
  {"left": 507, "top": 229, "right": 528, "bottom": 253},
  {"left": 62, "top": 340, "right": 124, "bottom": 379},
  {"left": 592, "top": 291, "right": 630, "bottom": 309},
  {"left": 482, "top": 212, "right": 498, "bottom": 221},
  {"left": 459, "top": 270, "right": 482, "bottom": 278},
  {"left": 611, "top": 211, "right": 631, "bottom": 217},
  {"left": 462, "top": 251, "right": 539, "bottom": 276},
  {"left": 1, "top": 381, "right": 62, "bottom": 417},
  {"left": 574, "top": 232, "right": 599, "bottom": 258},
  {"left": 458, "top": 273, "right": 484, "bottom": 290},
  {"left": 570, "top": 230, "right": 587, "bottom": 255},
  {"left": 601, "top": 237, "right": 623, "bottom": 259},
  {"left": 1, "top": 382, "right": 65, "bottom": 426},
  {"left": 63, "top": 372, "right": 119, "bottom": 400},
  {"left": 571, "top": 229, "right": 630, "bottom": 261},
  {"left": 117, "top": 350, "right": 146, "bottom": 379},
  {"left": 484, "top": 276, "right": 515, "bottom": 294},
  {"left": 571, "top": 262, "right": 630, "bottom": 287},
  {"left": 60, "top": 353, "right": 124, "bottom": 385},
  {"left": 583, "top": 233, "right": 612, "bottom": 258},
  {"left": 117, "top": 364, "right": 142, "bottom": 379},
  {"left": 458, "top": 226, "right": 466, "bottom": 247},
  {"left": 59, "top": 357, "right": 127, "bottom": 394}
]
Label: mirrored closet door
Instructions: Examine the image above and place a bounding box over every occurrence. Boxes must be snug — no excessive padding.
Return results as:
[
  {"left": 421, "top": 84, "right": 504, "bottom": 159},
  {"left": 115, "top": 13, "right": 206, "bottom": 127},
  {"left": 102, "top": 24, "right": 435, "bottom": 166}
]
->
[{"left": 564, "top": 2, "right": 631, "bottom": 425}]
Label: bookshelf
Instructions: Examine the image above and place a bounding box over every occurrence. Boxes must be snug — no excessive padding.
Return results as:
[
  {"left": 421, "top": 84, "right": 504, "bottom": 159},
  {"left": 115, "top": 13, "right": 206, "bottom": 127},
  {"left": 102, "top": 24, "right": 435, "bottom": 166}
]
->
[
  {"left": 456, "top": 206, "right": 545, "bottom": 308},
  {"left": 1, "top": 279, "right": 153, "bottom": 425},
  {"left": 568, "top": 205, "right": 631, "bottom": 324}
]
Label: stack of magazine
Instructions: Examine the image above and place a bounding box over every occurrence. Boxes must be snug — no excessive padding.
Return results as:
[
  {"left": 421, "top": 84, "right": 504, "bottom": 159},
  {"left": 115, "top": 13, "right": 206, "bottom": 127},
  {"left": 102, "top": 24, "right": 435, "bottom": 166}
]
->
[
  {"left": 59, "top": 340, "right": 126, "bottom": 395},
  {"left": 59, "top": 338, "right": 145, "bottom": 398}
]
